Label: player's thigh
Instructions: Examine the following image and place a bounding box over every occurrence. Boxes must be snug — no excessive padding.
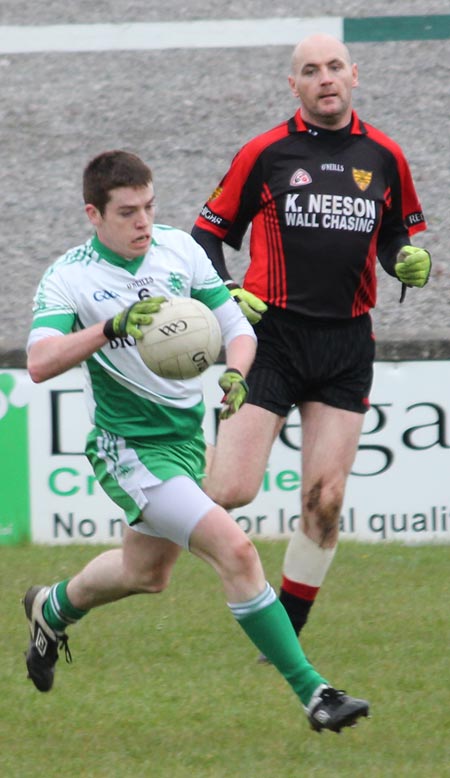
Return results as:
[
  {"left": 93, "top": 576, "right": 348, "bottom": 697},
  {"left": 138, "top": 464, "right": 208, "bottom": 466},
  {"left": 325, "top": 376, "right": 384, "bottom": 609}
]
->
[
  {"left": 300, "top": 401, "right": 365, "bottom": 485},
  {"left": 205, "top": 403, "right": 284, "bottom": 498}
]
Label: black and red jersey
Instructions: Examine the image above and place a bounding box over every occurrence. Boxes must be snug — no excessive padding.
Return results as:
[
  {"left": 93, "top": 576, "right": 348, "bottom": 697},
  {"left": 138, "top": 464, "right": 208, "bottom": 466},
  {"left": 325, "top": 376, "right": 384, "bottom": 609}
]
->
[{"left": 193, "top": 110, "right": 426, "bottom": 318}]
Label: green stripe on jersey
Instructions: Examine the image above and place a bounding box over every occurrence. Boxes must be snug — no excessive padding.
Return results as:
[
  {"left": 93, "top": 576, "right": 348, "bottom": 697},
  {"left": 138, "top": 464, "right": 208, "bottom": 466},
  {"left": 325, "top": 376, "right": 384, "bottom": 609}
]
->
[
  {"left": 30, "top": 311, "right": 75, "bottom": 332},
  {"left": 192, "top": 285, "right": 231, "bottom": 308},
  {"left": 86, "top": 356, "right": 205, "bottom": 441}
]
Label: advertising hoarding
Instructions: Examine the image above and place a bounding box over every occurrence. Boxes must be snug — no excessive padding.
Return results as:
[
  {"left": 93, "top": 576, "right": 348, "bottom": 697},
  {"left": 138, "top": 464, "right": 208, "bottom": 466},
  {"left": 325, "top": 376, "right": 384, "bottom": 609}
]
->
[{"left": 1, "top": 363, "right": 449, "bottom": 545}]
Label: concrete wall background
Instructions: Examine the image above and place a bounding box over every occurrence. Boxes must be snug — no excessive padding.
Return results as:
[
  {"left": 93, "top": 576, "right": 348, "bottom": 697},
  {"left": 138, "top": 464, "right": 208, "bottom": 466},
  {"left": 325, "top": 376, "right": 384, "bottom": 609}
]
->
[{"left": 1, "top": 3, "right": 449, "bottom": 365}]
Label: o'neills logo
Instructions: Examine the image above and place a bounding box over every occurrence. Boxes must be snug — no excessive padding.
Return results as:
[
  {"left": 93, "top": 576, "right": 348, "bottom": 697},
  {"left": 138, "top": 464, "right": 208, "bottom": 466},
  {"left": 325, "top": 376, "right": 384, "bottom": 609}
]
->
[
  {"left": 352, "top": 168, "right": 373, "bottom": 191},
  {"left": 290, "top": 168, "right": 312, "bottom": 186}
]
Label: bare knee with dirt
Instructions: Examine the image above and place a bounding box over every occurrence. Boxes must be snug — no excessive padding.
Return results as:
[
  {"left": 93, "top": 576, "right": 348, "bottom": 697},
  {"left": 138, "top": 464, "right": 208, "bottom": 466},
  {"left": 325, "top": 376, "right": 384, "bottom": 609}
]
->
[{"left": 280, "top": 402, "right": 365, "bottom": 635}]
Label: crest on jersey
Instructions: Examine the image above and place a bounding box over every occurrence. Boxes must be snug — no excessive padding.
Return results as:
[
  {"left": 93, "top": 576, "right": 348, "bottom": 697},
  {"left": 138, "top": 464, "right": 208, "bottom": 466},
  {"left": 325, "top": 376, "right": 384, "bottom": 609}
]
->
[
  {"left": 352, "top": 168, "right": 373, "bottom": 191},
  {"left": 290, "top": 168, "right": 312, "bottom": 186},
  {"left": 209, "top": 186, "right": 223, "bottom": 200},
  {"left": 168, "top": 272, "right": 183, "bottom": 293}
]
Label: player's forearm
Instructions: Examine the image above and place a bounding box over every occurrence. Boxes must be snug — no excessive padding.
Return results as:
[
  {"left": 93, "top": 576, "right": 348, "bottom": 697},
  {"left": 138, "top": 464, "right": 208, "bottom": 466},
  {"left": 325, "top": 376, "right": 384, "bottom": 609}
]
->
[
  {"left": 224, "top": 334, "right": 256, "bottom": 377},
  {"left": 27, "top": 322, "right": 108, "bottom": 383},
  {"left": 377, "top": 233, "right": 411, "bottom": 276}
]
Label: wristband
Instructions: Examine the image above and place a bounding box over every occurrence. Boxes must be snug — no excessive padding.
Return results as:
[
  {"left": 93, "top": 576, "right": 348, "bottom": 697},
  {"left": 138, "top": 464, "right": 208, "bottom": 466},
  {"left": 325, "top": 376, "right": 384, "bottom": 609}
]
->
[
  {"left": 224, "top": 368, "right": 249, "bottom": 392},
  {"left": 103, "top": 318, "right": 116, "bottom": 340}
]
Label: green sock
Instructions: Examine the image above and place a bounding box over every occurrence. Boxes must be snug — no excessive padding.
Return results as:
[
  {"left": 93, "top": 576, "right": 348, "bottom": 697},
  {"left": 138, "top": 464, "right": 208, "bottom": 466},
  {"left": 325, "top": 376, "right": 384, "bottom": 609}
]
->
[
  {"left": 43, "top": 579, "right": 89, "bottom": 633},
  {"left": 230, "top": 586, "right": 326, "bottom": 706}
]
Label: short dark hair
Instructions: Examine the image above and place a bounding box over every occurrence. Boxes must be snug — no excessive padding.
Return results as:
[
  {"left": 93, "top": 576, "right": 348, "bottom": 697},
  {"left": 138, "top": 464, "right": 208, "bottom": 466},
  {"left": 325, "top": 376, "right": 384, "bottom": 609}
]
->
[{"left": 83, "top": 150, "right": 153, "bottom": 215}]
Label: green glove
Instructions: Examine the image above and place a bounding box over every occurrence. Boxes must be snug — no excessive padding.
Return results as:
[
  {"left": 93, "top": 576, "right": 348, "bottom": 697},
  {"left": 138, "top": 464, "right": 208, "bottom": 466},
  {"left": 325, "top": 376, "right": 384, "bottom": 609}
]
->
[
  {"left": 103, "top": 297, "right": 167, "bottom": 340},
  {"left": 394, "top": 246, "right": 431, "bottom": 288},
  {"left": 228, "top": 285, "right": 268, "bottom": 325},
  {"left": 218, "top": 368, "right": 249, "bottom": 420}
]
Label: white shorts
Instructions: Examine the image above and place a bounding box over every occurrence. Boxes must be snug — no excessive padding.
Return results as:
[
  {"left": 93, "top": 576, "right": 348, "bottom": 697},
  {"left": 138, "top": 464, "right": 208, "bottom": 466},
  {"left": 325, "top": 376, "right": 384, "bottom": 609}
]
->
[{"left": 130, "top": 475, "right": 215, "bottom": 550}]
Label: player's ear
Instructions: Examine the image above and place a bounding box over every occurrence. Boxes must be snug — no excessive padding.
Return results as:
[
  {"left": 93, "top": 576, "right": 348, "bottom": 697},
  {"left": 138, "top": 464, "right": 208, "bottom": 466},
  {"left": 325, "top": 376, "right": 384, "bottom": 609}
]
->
[
  {"left": 85, "top": 203, "right": 102, "bottom": 227},
  {"left": 288, "top": 74, "right": 300, "bottom": 99},
  {"left": 351, "top": 63, "right": 359, "bottom": 88}
]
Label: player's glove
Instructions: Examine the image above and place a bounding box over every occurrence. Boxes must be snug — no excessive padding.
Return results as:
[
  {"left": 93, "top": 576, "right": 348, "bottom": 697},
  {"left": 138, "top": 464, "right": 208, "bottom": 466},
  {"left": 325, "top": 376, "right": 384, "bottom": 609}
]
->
[
  {"left": 394, "top": 246, "right": 431, "bottom": 288},
  {"left": 103, "top": 297, "right": 167, "bottom": 340},
  {"left": 227, "top": 283, "right": 268, "bottom": 325},
  {"left": 218, "top": 368, "right": 249, "bottom": 420}
]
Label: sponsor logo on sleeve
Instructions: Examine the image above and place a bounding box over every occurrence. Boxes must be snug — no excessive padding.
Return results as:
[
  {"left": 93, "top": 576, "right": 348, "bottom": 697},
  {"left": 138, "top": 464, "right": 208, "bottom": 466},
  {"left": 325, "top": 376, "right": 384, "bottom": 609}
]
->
[
  {"left": 200, "top": 205, "right": 224, "bottom": 226},
  {"left": 407, "top": 211, "right": 425, "bottom": 227}
]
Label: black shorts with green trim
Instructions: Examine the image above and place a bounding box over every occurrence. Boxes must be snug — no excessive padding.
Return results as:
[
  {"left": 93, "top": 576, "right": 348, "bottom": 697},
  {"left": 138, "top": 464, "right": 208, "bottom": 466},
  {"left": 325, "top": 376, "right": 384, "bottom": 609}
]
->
[{"left": 246, "top": 307, "right": 375, "bottom": 417}]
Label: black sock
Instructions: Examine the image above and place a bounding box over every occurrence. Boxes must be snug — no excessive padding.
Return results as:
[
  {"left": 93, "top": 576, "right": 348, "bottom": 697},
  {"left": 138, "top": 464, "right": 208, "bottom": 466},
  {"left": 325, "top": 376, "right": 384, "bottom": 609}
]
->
[{"left": 279, "top": 588, "right": 315, "bottom": 636}]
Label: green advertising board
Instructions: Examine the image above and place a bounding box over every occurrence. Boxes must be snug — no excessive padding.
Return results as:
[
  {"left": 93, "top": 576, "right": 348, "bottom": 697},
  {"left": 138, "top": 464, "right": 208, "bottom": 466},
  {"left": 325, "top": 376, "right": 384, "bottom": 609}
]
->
[{"left": 0, "top": 372, "right": 31, "bottom": 544}]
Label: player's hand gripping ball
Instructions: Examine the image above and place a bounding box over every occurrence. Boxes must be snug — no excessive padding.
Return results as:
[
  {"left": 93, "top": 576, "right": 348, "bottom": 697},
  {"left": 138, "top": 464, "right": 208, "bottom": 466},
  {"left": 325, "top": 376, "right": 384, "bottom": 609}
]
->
[
  {"left": 394, "top": 246, "right": 431, "bottom": 287},
  {"left": 136, "top": 297, "right": 222, "bottom": 380},
  {"left": 103, "top": 297, "right": 167, "bottom": 340}
]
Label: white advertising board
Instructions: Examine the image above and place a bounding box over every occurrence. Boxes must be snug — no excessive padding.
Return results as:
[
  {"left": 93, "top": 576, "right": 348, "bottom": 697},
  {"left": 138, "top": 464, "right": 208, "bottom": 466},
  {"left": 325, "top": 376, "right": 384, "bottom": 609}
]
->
[{"left": 20, "top": 361, "right": 450, "bottom": 545}]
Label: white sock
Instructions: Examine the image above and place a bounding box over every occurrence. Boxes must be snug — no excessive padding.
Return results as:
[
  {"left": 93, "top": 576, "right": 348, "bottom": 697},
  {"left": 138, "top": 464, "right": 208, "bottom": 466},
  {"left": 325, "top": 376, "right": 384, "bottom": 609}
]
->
[{"left": 283, "top": 527, "right": 336, "bottom": 588}]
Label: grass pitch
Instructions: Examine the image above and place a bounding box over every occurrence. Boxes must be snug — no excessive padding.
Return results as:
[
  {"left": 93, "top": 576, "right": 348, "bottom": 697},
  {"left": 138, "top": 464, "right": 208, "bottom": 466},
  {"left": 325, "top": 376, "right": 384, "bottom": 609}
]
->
[{"left": 1, "top": 540, "right": 449, "bottom": 778}]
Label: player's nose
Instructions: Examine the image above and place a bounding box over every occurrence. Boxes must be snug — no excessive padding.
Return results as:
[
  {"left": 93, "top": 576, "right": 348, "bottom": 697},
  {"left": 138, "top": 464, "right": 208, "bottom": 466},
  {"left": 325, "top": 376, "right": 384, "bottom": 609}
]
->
[
  {"left": 136, "top": 208, "right": 150, "bottom": 227},
  {"left": 320, "top": 66, "right": 333, "bottom": 83}
]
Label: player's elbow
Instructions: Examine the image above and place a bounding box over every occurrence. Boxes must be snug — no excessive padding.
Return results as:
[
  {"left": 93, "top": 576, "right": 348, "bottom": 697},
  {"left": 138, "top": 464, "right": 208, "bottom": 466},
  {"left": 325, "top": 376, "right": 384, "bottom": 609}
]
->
[
  {"left": 27, "top": 353, "right": 54, "bottom": 383},
  {"left": 27, "top": 360, "right": 46, "bottom": 383},
  {"left": 27, "top": 339, "right": 60, "bottom": 383}
]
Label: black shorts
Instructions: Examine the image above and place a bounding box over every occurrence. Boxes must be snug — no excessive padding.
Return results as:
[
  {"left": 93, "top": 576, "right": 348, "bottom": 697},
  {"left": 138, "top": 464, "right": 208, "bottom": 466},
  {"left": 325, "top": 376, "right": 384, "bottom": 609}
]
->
[{"left": 246, "top": 307, "right": 375, "bottom": 416}]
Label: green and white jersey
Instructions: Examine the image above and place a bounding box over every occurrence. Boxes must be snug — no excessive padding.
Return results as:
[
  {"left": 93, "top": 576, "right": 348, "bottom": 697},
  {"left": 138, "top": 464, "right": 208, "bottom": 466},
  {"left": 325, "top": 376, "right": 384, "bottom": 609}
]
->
[{"left": 29, "top": 225, "right": 241, "bottom": 442}]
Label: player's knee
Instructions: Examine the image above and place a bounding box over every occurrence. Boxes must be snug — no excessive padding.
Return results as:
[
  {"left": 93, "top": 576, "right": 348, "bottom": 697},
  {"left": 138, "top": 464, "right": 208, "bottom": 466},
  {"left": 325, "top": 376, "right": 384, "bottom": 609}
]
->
[
  {"left": 303, "top": 479, "right": 344, "bottom": 544},
  {"left": 204, "top": 476, "right": 258, "bottom": 510},
  {"left": 225, "top": 534, "right": 260, "bottom": 578}
]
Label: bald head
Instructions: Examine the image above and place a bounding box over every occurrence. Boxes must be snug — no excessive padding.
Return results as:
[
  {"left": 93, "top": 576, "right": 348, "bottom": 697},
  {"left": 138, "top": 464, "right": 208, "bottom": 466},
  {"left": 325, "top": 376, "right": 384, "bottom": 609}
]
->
[{"left": 291, "top": 34, "right": 353, "bottom": 76}]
